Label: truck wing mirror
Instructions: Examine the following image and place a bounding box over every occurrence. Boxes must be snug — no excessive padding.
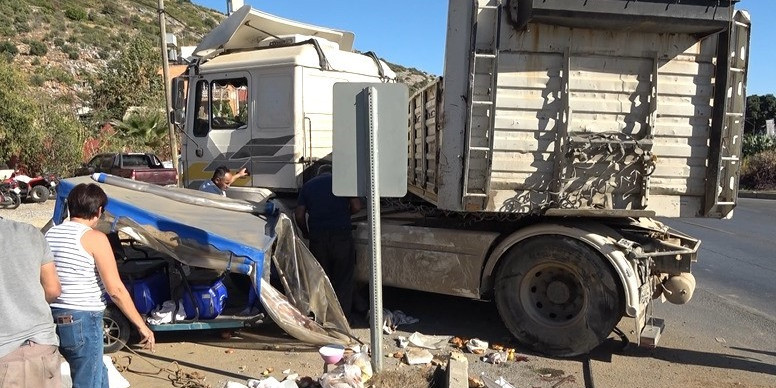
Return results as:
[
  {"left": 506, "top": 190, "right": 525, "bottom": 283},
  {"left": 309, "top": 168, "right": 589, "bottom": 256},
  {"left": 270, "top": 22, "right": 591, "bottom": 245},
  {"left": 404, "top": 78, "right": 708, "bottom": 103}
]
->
[{"left": 171, "top": 77, "right": 186, "bottom": 126}]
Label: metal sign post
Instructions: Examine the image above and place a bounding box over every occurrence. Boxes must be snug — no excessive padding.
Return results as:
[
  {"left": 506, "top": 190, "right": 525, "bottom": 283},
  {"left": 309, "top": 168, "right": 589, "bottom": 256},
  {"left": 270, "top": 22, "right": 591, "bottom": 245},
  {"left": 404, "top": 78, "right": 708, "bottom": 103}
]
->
[
  {"left": 332, "top": 82, "right": 407, "bottom": 373},
  {"left": 364, "top": 87, "right": 383, "bottom": 371}
]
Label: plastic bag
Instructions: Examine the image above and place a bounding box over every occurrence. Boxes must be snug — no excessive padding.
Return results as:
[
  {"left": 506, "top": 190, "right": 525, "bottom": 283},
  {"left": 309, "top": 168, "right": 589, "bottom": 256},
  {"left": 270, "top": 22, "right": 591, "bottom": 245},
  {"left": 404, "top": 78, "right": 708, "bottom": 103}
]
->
[
  {"left": 320, "top": 364, "right": 363, "bottom": 388},
  {"left": 346, "top": 352, "right": 373, "bottom": 381}
]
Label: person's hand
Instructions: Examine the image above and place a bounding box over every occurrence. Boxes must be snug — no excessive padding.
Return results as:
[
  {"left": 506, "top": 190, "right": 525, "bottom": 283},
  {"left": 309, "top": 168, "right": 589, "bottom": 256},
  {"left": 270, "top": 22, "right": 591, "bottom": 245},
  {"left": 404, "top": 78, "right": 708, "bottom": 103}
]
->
[
  {"left": 137, "top": 325, "right": 156, "bottom": 351},
  {"left": 236, "top": 167, "right": 248, "bottom": 178}
]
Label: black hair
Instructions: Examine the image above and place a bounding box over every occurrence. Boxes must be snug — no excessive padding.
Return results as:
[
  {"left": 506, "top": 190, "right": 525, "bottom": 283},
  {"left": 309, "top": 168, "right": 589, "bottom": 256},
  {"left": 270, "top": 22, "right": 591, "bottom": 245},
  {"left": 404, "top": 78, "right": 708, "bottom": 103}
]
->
[
  {"left": 211, "top": 166, "right": 229, "bottom": 181},
  {"left": 67, "top": 183, "right": 108, "bottom": 219}
]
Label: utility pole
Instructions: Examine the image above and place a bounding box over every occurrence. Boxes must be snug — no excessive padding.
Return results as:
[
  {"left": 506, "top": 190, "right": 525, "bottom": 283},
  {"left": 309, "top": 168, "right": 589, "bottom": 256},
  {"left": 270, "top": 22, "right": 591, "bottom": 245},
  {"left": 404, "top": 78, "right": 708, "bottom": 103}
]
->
[{"left": 158, "top": 0, "right": 180, "bottom": 185}]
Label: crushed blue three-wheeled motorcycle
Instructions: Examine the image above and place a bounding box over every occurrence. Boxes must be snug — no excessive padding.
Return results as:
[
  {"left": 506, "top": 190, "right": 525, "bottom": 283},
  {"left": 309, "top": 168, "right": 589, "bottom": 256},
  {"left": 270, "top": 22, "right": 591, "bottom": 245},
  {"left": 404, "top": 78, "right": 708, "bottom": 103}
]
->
[{"left": 49, "top": 174, "right": 353, "bottom": 353}]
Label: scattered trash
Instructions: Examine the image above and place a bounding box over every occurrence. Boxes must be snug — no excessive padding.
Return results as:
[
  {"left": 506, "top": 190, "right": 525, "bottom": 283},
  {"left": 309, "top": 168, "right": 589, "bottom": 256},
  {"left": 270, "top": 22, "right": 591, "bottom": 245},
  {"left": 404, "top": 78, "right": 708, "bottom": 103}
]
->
[
  {"left": 320, "top": 364, "right": 364, "bottom": 388},
  {"left": 408, "top": 332, "right": 450, "bottom": 350},
  {"left": 715, "top": 337, "right": 728, "bottom": 346},
  {"left": 297, "top": 376, "right": 317, "bottom": 388},
  {"left": 382, "top": 309, "right": 420, "bottom": 334},
  {"left": 468, "top": 376, "right": 485, "bottom": 388},
  {"left": 480, "top": 373, "right": 516, "bottom": 388},
  {"left": 481, "top": 352, "right": 505, "bottom": 365},
  {"left": 389, "top": 351, "right": 404, "bottom": 359},
  {"left": 346, "top": 351, "right": 373, "bottom": 381},
  {"left": 450, "top": 337, "right": 466, "bottom": 348},
  {"left": 247, "top": 377, "right": 280, "bottom": 388},
  {"left": 284, "top": 373, "right": 299, "bottom": 381},
  {"left": 261, "top": 368, "right": 274, "bottom": 376},
  {"left": 278, "top": 380, "right": 298, "bottom": 388},
  {"left": 238, "top": 365, "right": 247, "bottom": 373},
  {"left": 465, "top": 338, "right": 489, "bottom": 355},
  {"left": 320, "top": 344, "right": 346, "bottom": 365},
  {"left": 491, "top": 344, "right": 504, "bottom": 351},
  {"left": 225, "top": 349, "right": 235, "bottom": 354},
  {"left": 396, "top": 336, "right": 409, "bottom": 348},
  {"left": 282, "top": 369, "right": 292, "bottom": 375},
  {"left": 405, "top": 348, "right": 434, "bottom": 365}
]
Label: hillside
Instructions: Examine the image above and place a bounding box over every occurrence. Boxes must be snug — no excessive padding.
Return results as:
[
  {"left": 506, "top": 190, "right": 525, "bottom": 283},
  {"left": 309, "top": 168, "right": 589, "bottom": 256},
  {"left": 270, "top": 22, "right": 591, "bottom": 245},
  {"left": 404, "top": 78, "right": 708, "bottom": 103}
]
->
[{"left": 0, "top": 0, "right": 435, "bottom": 109}]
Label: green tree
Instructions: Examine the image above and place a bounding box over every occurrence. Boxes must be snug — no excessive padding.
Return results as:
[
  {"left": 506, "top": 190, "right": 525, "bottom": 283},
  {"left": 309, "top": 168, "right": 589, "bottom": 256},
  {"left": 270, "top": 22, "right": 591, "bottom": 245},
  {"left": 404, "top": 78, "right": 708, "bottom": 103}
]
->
[
  {"left": 0, "top": 62, "right": 84, "bottom": 175},
  {"left": 745, "top": 94, "right": 776, "bottom": 135},
  {"left": 89, "top": 37, "right": 164, "bottom": 123},
  {"left": 113, "top": 109, "right": 170, "bottom": 158}
]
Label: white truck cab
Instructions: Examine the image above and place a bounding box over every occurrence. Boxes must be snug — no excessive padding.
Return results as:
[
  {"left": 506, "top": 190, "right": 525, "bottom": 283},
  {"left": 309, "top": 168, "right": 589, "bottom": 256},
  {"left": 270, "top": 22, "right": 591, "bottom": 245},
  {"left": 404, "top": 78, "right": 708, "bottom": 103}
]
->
[{"left": 173, "top": 6, "right": 394, "bottom": 198}]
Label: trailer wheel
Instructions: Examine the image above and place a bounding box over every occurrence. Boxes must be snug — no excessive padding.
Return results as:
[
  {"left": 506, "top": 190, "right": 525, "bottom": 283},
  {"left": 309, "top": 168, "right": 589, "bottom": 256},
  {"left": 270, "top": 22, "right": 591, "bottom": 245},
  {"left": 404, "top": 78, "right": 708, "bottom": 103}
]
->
[
  {"left": 103, "top": 307, "right": 131, "bottom": 354},
  {"left": 30, "top": 185, "right": 49, "bottom": 203},
  {"left": 494, "top": 236, "right": 622, "bottom": 357}
]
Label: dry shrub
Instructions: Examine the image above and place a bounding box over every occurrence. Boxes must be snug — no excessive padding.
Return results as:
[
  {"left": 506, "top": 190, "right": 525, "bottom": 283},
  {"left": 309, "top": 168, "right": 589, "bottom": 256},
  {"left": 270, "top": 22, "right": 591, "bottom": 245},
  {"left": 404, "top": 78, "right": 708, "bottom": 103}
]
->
[
  {"left": 740, "top": 150, "right": 776, "bottom": 190},
  {"left": 367, "top": 366, "right": 437, "bottom": 388}
]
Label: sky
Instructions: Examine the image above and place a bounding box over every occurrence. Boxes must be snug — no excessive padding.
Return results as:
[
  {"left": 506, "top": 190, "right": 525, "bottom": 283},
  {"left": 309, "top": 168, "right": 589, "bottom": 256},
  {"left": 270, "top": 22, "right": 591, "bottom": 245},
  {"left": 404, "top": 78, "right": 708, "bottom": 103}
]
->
[{"left": 194, "top": 0, "right": 774, "bottom": 96}]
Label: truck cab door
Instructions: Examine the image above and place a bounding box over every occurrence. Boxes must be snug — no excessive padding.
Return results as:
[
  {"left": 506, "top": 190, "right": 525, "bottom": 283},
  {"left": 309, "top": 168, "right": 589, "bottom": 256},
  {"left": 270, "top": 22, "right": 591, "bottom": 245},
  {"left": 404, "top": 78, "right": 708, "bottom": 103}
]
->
[{"left": 185, "top": 73, "right": 253, "bottom": 189}]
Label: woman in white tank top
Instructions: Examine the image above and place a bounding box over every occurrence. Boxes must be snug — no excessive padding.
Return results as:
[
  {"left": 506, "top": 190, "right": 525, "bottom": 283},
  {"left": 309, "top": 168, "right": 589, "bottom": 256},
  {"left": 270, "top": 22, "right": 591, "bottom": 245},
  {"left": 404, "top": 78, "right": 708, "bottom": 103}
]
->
[{"left": 46, "top": 183, "right": 155, "bottom": 388}]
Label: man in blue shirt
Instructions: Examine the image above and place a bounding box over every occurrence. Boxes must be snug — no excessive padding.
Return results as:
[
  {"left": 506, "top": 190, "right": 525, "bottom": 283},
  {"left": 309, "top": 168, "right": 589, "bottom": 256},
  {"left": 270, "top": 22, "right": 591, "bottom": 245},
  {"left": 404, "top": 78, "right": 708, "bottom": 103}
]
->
[
  {"left": 295, "top": 164, "right": 361, "bottom": 318},
  {"left": 199, "top": 165, "right": 248, "bottom": 196}
]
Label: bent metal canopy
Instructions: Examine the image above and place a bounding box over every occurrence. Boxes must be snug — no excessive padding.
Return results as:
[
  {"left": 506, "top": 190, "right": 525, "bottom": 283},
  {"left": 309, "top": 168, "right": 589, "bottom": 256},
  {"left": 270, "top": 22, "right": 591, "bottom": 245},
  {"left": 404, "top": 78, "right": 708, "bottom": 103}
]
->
[{"left": 51, "top": 175, "right": 352, "bottom": 346}]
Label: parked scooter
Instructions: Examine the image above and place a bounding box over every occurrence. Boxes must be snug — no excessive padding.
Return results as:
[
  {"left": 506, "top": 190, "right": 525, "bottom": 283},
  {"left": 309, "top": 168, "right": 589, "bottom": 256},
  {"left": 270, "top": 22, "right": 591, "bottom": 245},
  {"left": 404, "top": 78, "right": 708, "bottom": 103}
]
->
[
  {"left": 0, "top": 179, "right": 21, "bottom": 209},
  {"left": 11, "top": 173, "right": 58, "bottom": 203}
]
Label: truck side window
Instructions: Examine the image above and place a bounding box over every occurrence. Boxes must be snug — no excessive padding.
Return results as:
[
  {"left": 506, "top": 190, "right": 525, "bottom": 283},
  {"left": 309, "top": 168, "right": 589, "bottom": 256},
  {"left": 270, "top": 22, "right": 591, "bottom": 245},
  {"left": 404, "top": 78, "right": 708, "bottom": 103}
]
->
[
  {"left": 193, "top": 80, "right": 210, "bottom": 137},
  {"left": 210, "top": 78, "right": 248, "bottom": 130}
]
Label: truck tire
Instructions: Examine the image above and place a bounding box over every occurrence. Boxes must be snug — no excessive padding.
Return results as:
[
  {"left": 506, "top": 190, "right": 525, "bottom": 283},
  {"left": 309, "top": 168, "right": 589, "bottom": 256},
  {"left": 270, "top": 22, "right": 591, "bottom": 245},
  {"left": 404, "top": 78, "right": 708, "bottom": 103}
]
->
[
  {"left": 30, "top": 185, "right": 49, "bottom": 203},
  {"left": 103, "top": 306, "right": 131, "bottom": 354},
  {"left": 494, "top": 236, "right": 622, "bottom": 357}
]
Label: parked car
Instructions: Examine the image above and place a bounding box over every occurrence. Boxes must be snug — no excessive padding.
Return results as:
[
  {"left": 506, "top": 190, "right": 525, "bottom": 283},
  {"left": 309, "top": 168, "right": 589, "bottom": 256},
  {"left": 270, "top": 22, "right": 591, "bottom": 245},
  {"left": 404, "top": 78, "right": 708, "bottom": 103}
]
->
[{"left": 75, "top": 153, "right": 178, "bottom": 186}]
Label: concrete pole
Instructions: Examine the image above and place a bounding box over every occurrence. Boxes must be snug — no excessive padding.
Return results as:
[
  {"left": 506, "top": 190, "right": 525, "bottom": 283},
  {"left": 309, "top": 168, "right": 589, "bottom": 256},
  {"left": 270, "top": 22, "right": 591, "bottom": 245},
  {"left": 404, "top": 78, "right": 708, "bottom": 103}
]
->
[{"left": 158, "top": 0, "right": 180, "bottom": 185}]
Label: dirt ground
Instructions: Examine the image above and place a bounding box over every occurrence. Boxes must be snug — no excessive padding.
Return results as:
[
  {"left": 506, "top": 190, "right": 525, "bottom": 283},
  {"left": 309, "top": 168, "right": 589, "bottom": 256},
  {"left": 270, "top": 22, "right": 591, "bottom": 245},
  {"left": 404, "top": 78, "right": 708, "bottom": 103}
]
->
[{"left": 4, "top": 202, "right": 775, "bottom": 388}]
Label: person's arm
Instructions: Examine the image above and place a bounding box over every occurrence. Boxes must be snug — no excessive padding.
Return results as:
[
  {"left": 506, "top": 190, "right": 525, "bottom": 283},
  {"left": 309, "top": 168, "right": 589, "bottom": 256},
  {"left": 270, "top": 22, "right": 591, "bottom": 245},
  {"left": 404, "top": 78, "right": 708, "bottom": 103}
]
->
[
  {"left": 227, "top": 168, "right": 248, "bottom": 185},
  {"left": 294, "top": 205, "right": 309, "bottom": 238},
  {"left": 349, "top": 198, "right": 363, "bottom": 214},
  {"left": 40, "top": 262, "right": 60, "bottom": 303},
  {"left": 84, "top": 230, "right": 155, "bottom": 351}
]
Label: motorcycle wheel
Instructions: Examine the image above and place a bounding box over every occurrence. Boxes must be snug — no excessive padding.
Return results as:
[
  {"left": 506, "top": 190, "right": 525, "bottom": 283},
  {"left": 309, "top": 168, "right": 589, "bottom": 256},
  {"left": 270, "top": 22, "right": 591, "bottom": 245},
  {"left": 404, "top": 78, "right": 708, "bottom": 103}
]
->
[
  {"left": 30, "top": 185, "right": 49, "bottom": 203},
  {"left": 8, "top": 192, "right": 20, "bottom": 209}
]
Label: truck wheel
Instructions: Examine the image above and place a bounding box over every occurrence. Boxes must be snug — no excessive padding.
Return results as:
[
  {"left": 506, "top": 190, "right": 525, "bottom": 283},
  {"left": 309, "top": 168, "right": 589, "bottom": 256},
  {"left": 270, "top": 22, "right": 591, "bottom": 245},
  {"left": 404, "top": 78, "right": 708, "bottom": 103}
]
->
[
  {"left": 30, "top": 185, "right": 49, "bottom": 203},
  {"left": 494, "top": 236, "right": 622, "bottom": 357},
  {"left": 103, "top": 307, "right": 131, "bottom": 354}
]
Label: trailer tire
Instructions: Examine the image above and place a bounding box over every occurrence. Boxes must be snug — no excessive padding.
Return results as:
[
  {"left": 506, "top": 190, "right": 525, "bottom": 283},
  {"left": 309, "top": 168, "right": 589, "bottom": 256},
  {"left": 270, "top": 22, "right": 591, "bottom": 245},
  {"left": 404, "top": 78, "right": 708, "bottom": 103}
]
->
[
  {"left": 494, "top": 235, "right": 622, "bottom": 357},
  {"left": 103, "top": 306, "right": 131, "bottom": 354}
]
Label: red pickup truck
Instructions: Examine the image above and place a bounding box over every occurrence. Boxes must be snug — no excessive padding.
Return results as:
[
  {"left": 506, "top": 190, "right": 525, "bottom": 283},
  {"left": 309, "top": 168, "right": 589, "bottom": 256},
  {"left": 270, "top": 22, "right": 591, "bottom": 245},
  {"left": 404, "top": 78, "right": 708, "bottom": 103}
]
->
[{"left": 75, "top": 153, "right": 178, "bottom": 186}]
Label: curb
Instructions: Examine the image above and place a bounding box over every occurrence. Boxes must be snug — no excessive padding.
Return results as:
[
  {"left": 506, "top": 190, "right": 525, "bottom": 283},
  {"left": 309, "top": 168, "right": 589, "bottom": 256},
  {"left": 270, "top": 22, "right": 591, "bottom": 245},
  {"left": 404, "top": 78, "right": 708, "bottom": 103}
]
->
[{"left": 738, "top": 191, "right": 776, "bottom": 200}]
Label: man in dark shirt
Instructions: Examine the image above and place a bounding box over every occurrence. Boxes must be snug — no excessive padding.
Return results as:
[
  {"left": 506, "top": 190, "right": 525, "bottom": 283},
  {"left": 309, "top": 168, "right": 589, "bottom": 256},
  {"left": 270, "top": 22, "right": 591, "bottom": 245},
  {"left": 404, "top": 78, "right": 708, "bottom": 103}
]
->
[{"left": 295, "top": 164, "right": 361, "bottom": 318}]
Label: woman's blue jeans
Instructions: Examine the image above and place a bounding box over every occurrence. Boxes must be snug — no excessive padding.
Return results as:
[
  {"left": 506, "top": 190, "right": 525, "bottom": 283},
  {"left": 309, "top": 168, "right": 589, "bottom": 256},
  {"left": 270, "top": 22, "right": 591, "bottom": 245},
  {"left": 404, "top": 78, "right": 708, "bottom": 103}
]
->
[{"left": 51, "top": 308, "right": 108, "bottom": 388}]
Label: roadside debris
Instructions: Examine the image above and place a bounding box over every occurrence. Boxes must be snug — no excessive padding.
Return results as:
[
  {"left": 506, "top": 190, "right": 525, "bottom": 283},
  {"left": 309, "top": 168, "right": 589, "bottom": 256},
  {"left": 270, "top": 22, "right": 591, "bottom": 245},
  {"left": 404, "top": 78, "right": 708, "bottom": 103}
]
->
[
  {"left": 396, "top": 336, "right": 409, "bottom": 348},
  {"left": 465, "top": 338, "right": 488, "bottom": 355},
  {"left": 468, "top": 376, "right": 485, "bottom": 388},
  {"left": 480, "top": 373, "right": 516, "bottom": 388},
  {"left": 405, "top": 348, "right": 434, "bottom": 365},
  {"left": 480, "top": 352, "right": 505, "bottom": 365},
  {"left": 407, "top": 332, "right": 449, "bottom": 350},
  {"left": 382, "top": 309, "right": 420, "bottom": 334}
]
